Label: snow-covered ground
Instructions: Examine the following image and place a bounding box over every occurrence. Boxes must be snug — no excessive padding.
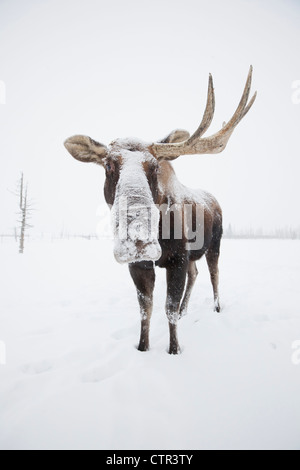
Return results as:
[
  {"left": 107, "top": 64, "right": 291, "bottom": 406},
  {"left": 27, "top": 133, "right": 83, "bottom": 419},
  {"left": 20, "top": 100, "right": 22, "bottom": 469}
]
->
[{"left": 0, "top": 238, "right": 300, "bottom": 450}]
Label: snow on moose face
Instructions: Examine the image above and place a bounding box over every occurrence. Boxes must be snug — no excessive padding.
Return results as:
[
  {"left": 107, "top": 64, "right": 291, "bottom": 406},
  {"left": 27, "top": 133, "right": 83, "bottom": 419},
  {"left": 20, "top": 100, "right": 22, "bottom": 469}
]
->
[{"left": 104, "top": 139, "right": 161, "bottom": 265}]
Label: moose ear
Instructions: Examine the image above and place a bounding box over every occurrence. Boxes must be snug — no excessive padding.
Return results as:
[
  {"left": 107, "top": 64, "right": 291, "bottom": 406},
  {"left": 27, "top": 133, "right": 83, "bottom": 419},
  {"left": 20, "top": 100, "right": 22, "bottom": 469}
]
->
[
  {"left": 64, "top": 135, "right": 108, "bottom": 164},
  {"left": 159, "top": 129, "right": 190, "bottom": 144}
]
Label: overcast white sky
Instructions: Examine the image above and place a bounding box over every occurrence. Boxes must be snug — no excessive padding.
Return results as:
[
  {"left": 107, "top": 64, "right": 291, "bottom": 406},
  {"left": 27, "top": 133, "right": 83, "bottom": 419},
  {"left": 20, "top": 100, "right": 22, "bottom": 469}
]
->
[{"left": 0, "top": 0, "right": 299, "bottom": 235}]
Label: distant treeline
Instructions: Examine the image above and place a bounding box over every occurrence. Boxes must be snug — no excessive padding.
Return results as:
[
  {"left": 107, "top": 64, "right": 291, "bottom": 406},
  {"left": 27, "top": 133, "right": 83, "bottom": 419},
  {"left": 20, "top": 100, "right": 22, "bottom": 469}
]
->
[
  {"left": 223, "top": 224, "right": 300, "bottom": 239},
  {"left": 1, "top": 226, "right": 300, "bottom": 242},
  {"left": 0, "top": 233, "right": 100, "bottom": 242}
]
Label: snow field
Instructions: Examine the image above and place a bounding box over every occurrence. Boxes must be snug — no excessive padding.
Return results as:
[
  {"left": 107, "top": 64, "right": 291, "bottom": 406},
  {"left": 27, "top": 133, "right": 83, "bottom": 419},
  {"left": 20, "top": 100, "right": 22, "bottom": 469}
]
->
[{"left": 0, "top": 238, "right": 300, "bottom": 450}]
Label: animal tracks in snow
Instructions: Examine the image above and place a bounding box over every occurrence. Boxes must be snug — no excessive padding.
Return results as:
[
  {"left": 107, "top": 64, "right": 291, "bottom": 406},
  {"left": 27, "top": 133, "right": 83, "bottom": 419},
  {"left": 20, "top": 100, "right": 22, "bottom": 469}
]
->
[
  {"left": 111, "top": 325, "right": 136, "bottom": 341},
  {"left": 21, "top": 360, "right": 53, "bottom": 376},
  {"left": 81, "top": 351, "right": 129, "bottom": 383}
]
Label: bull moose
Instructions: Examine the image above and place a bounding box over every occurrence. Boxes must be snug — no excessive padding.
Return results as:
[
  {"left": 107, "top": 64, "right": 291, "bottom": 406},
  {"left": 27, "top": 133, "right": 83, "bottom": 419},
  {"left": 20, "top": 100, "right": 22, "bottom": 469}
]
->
[{"left": 64, "top": 67, "right": 256, "bottom": 354}]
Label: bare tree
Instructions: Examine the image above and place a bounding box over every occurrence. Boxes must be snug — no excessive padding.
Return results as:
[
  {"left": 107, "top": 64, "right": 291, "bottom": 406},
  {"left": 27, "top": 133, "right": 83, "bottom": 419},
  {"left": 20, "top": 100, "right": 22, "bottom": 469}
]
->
[{"left": 17, "top": 173, "right": 33, "bottom": 254}]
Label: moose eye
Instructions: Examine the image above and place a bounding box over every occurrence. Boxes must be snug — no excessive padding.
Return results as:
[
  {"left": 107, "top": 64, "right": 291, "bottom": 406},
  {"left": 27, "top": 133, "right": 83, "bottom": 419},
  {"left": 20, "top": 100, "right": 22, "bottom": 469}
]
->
[{"left": 105, "top": 162, "right": 115, "bottom": 174}]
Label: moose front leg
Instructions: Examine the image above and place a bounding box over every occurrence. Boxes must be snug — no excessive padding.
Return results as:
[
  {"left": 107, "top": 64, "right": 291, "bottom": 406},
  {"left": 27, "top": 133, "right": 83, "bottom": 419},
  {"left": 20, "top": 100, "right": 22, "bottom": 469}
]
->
[
  {"left": 166, "top": 263, "right": 188, "bottom": 354},
  {"left": 129, "top": 262, "right": 155, "bottom": 352}
]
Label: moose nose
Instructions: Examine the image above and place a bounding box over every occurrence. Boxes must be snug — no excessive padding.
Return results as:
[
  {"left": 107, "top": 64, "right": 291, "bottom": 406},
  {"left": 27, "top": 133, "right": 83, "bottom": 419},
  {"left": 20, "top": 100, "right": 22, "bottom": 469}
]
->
[
  {"left": 112, "top": 196, "right": 161, "bottom": 264},
  {"left": 114, "top": 238, "right": 162, "bottom": 265}
]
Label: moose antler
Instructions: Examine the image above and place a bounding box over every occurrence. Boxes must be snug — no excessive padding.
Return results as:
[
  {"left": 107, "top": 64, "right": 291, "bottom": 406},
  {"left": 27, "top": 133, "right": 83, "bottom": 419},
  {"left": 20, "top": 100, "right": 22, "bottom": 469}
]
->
[{"left": 150, "top": 66, "right": 256, "bottom": 161}]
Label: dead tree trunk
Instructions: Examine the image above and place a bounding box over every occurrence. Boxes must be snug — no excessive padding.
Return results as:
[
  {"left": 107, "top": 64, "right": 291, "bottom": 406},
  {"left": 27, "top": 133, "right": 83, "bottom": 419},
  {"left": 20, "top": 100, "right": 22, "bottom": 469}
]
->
[
  {"left": 17, "top": 174, "right": 33, "bottom": 254},
  {"left": 19, "top": 186, "right": 27, "bottom": 254}
]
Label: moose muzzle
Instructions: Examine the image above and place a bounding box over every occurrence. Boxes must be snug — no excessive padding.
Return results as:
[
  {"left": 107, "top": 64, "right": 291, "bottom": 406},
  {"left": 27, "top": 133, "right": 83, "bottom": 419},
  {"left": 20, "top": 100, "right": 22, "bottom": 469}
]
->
[{"left": 112, "top": 194, "right": 161, "bottom": 264}]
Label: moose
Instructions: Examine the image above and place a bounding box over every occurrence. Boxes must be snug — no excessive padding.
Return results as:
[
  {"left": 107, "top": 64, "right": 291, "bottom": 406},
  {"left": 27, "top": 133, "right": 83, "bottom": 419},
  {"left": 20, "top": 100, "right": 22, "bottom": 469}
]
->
[{"left": 64, "top": 67, "right": 256, "bottom": 354}]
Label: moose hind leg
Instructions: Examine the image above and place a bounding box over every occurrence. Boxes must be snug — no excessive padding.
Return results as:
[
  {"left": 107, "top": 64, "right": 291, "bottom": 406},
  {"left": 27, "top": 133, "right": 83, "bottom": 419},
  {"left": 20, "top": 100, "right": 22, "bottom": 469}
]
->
[
  {"left": 179, "top": 261, "right": 198, "bottom": 318},
  {"left": 129, "top": 262, "right": 155, "bottom": 352},
  {"left": 206, "top": 247, "right": 221, "bottom": 312},
  {"left": 166, "top": 264, "right": 188, "bottom": 354}
]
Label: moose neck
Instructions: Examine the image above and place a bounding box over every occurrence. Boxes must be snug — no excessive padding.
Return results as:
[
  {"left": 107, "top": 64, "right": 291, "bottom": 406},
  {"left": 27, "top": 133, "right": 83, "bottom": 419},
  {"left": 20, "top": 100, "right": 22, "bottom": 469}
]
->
[{"left": 157, "top": 160, "right": 184, "bottom": 205}]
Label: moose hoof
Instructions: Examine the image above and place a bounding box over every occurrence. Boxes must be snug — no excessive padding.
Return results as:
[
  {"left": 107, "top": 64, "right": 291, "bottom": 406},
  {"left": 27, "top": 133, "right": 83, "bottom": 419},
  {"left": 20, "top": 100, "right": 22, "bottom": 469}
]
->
[
  {"left": 214, "top": 299, "right": 221, "bottom": 313},
  {"left": 169, "top": 344, "right": 181, "bottom": 355},
  {"left": 138, "top": 342, "right": 149, "bottom": 352}
]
